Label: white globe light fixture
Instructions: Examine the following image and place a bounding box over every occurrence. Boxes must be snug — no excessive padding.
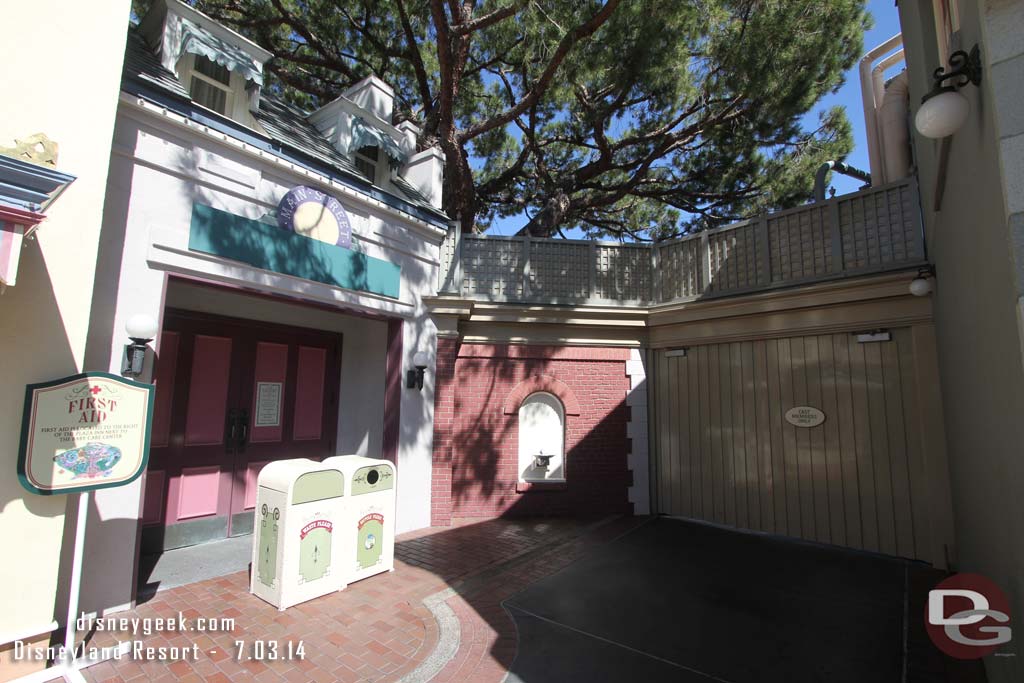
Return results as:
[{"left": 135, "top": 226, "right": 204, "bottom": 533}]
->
[
  {"left": 122, "top": 313, "right": 159, "bottom": 378},
  {"left": 909, "top": 266, "right": 936, "bottom": 297},
  {"left": 125, "top": 313, "right": 159, "bottom": 342},
  {"left": 407, "top": 350, "right": 431, "bottom": 390},
  {"left": 914, "top": 45, "right": 982, "bottom": 139},
  {"left": 915, "top": 89, "right": 970, "bottom": 139}
]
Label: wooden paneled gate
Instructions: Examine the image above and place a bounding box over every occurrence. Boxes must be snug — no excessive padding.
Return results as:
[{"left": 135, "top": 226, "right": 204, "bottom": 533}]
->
[{"left": 650, "top": 327, "right": 953, "bottom": 566}]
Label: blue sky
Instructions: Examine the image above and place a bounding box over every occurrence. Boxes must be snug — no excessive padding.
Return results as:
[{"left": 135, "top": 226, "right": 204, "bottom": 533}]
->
[
  {"left": 803, "top": 0, "right": 903, "bottom": 197},
  {"left": 487, "top": 0, "right": 904, "bottom": 237}
]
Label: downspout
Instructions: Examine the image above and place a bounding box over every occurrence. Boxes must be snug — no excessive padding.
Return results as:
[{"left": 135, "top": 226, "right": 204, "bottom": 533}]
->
[
  {"left": 879, "top": 71, "right": 912, "bottom": 182},
  {"left": 872, "top": 49, "right": 906, "bottom": 119},
  {"left": 870, "top": 49, "right": 907, "bottom": 185},
  {"left": 814, "top": 161, "right": 872, "bottom": 202},
  {"left": 859, "top": 33, "right": 903, "bottom": 184}
]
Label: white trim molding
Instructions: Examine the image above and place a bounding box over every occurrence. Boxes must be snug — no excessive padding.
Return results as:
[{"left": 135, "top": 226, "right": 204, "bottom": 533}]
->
[
  {"left": 625, "top": 349, "right": 650, "bottom": 515},
  {"left": 0, "top": 620, "right": 58, "bottom": 648}
]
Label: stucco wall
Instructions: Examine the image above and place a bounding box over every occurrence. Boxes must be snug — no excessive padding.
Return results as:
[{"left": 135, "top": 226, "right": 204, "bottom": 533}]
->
[
  {"left": 432, "top": 342, "right": 633, "bottom": 521},
  {"left": 899, "top": 0, "right": 1024, "bottom": 675},
  {"left": 983, "top": 0, "right": 1024, "bottom": 316},
  {"left": 0, "top": 0, "right": 130, "bottom": 643},
  {"left": 77, "top": 99, "right": 443, "bottom": 616}
]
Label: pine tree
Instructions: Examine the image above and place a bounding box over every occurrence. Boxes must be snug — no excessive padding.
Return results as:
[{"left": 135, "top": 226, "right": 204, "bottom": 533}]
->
[{"left": 172, "top": 0, "right": 869, "bottom": 238}]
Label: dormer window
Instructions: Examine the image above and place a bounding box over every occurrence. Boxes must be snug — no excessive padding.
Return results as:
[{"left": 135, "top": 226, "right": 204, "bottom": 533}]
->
[
  {"left": 188, "top": 55, "right": 233, "bottom": 115},
  {"left": 347, "top": 117, "right": 408, "bottom": 186},
  {"left": 140, "top": 0, "right": 272, "bottom": 127},
  {"left": 354, "top": 145, "right": 381, "bottom": 183}
]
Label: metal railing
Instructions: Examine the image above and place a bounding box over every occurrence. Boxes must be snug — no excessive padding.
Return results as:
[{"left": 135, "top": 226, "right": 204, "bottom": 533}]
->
[{"left": 438, "top": 178, "right": 925, "bottom": 306}]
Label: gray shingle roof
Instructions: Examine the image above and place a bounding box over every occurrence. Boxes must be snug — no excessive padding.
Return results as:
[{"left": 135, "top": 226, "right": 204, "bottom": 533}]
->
[
  {"left": 121, "top": 28, "right": 447, "bottom": 222},
  {"left": 253, "top": 96, "right": 363, "bottom": 178},
  {"left": 391, "top": 175, "right": 435, "bottom": 208},
  {"left": 123, "top": 30, "right": 190, "bottom": 100}
]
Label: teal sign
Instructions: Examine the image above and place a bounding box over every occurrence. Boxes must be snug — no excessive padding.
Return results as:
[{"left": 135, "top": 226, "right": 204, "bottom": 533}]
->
[{"left": 188, "top": 203, "right": 401, "bottom": 298}]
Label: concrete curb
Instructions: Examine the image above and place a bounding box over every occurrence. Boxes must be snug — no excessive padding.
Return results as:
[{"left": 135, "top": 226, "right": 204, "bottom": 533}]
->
[
  {"left": 397, "top": 515, "right": 634, "bottom": 683},
  {"left": 396, "top": 588, "right": 460, "bottom": 683}
]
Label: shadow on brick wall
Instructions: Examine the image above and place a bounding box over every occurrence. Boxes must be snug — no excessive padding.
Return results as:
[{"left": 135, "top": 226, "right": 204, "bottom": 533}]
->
[{"left": 433, "top": 342, "right": 634, "bottom": 523}]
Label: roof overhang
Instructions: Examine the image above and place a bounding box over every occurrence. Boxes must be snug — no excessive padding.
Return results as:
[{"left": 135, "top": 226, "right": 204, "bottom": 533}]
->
[
  {"left": 0, "top": 154, "right": 76, "bottom": 213},
  {"left": 0, "top": 154, "right": 76, "bottom": 288}
]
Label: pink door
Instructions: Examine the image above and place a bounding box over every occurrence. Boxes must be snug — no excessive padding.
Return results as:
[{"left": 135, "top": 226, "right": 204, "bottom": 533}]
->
[{"left": 142, "top": 309, "right": 341, "bottom": 552}]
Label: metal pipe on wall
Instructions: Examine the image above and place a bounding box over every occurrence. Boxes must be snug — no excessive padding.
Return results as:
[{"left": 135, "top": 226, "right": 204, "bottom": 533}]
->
[
  {"left": 859, "top": 33, "right": 904, "bottom": 185},
  {"left": 872, "top": 49, "right": 907, "bottom": 119},
  {"left": 814, "top": 161, "right": 872, "bottom": 202},
  {"left": 879, "top": 71, "right": 912, "bottom": 183}
]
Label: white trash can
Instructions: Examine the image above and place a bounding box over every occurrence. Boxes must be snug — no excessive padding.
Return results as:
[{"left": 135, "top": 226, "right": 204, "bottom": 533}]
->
[
  {"left": 323, "top": 455, "right": 396, "bottom": 583},
  {"left": 250, "top": 459, "right": 347, "bottom": 610}
]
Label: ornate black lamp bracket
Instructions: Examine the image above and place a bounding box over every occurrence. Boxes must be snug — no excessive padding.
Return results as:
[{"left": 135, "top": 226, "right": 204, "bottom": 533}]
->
[{"left": 923, "top": 44, "right": 983, "bottom": 101}]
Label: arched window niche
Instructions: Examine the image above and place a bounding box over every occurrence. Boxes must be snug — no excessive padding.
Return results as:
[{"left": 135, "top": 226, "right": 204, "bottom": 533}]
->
[{"left": 517, "top": 392, "right": 566, "bottom": 483}]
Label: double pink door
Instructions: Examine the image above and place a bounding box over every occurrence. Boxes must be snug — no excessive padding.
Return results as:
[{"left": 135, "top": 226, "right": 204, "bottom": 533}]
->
[{"left": 141, "top": 309, "right": 341, "bottom": 551}]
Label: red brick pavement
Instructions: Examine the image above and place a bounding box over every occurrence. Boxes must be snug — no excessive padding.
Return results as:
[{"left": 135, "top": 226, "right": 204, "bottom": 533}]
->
[{"left": 74, "top": 515, "right": 647, "bottom": 683}]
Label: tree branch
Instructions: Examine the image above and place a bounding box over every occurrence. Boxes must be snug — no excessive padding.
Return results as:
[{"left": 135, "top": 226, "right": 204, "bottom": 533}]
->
[
  {"left": 458, "top": 0, "right": 622, "bottom": 143},
  {"left": 451, "top": 0, "right": 528, "bottom": 36},
  {"left": 395, "top": 0, "right": 434, "bottom": 121}
]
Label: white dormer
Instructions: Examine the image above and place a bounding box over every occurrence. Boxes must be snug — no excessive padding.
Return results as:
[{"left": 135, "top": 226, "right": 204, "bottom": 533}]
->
[
  {"left": 402, "top": 147, "right": 445, "bottom": 210},
  {"left": 139, "top": 0, "right": 272, "bottom": 126},
  {"left": 344, "top": 76, "right": 394, "bottom": 123},
  {"left": 309, "top": 76, "right": 444, "bottom": 209},
  {"left": 308, "top": 77, "right": 410, "bottom": 184}
]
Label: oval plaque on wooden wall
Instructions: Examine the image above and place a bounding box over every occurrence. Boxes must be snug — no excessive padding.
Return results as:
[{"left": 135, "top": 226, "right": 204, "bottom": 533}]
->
[{"left": 785, "top": 406, "right": 826, "bottom": 428}]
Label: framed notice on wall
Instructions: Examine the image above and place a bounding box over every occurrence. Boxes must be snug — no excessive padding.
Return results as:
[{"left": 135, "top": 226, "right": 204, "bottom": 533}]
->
[
  {"left": 17, "top": 372, "right": 155, "bottom": 495},
  {"left": 255, "top": 382, "right": 283, "bottom": 427}
]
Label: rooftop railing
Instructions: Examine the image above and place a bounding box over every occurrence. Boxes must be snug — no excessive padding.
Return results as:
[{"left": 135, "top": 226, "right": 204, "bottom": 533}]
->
[{"left": 438, "top": 178, "right": 925, "bottom": 306}]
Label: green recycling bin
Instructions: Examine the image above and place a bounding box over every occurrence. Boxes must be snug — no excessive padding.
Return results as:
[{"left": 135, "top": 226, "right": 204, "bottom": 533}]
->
[
  {"left": 250, "top": 459, "right": 346, "bottom": 610},
  {"left": 323, "top": 455, "right": 396, "bottom": 583}
]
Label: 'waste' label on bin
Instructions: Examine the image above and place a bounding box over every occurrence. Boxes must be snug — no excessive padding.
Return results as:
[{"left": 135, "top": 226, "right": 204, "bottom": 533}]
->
[{"left": 300, "top": 519, "right": 333, "bottom": 538}]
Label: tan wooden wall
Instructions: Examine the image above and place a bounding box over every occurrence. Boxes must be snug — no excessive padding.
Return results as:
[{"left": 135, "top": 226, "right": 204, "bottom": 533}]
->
[{"left": 650, "top": 326, "right": 952, "bottom": 565}]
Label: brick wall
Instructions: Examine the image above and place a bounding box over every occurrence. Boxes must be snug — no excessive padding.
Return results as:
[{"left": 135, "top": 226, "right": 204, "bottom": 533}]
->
[
  {"left": 431, "top": 337, "right": 460, "bottom": 525},
  {"left": 430, "top": 342, "right": 633, "bottom": 523}
]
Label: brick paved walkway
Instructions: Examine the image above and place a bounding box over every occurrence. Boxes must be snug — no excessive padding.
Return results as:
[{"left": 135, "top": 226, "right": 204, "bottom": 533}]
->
[{"left": 75, "top": 515, "right": 645, "bottom": 683}]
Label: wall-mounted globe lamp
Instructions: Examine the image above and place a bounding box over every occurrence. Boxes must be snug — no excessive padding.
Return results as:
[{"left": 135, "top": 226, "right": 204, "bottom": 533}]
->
[
  {"left": 406, "top": 350, "right": 430, "bottom": 390},
  {"left": 915, "top": 44, "right": 983, "bottom": 139},
  {"left": 910, "top": 265, "right": 937, "bottom": 297},
  {"left": 121, "top": 313, "right": 159, "bottom": 378}
]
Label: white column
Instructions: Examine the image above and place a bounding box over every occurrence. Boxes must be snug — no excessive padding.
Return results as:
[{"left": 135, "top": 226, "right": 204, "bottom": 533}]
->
[
  {"left": 625, "top": 348, "right": 650, "bottom": 515},
  {"left": 395, "top": 307, "right": 437, "bottom": 533}
]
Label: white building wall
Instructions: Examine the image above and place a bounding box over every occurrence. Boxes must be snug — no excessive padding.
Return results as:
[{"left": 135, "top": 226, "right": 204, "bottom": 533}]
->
[
  {"left": 982, "top": 0, "right": 1024, "bottom": 362},
  {"left": 82, "top": 98, "right": 444, "bottom": 614},
  {"left": 0, "top": 0, "right": 131, "bottom": 653},
  {"left": 396, "top": 305, "right": 437, "bottom": 531},
  {"left": 898, "top": 2, "right": 1024, "bottom": 677}
]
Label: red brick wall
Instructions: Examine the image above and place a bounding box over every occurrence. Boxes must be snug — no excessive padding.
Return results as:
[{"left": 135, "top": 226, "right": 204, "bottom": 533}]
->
[
  {"left": 431, "top": 337, "right": 460, "bottom": 526},
  {"left": 430, "top": 342, "right": 632, "bottom": 523}
]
